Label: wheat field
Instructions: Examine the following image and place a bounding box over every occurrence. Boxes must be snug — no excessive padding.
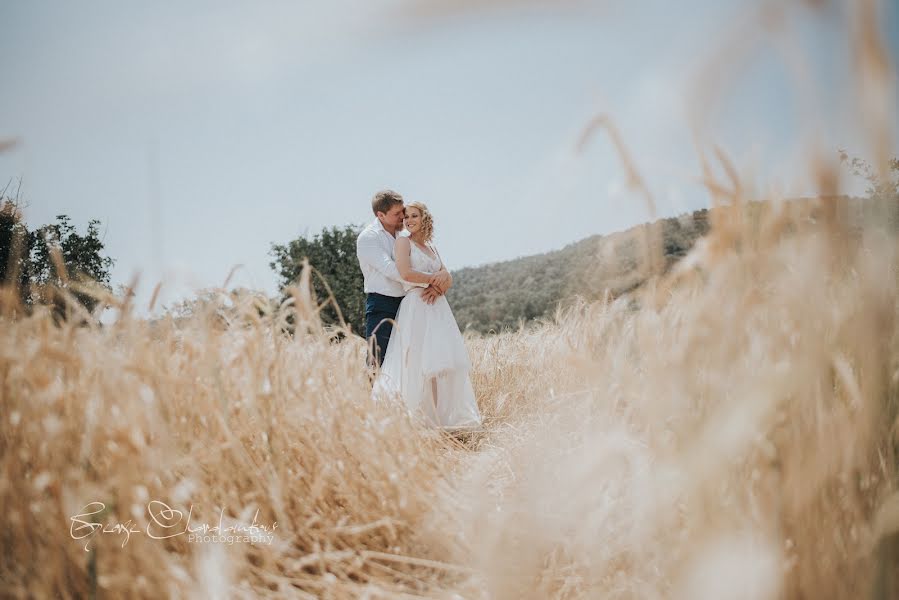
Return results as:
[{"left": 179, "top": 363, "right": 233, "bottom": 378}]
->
[{"left": 2, "top": 193, "right": 899, "bottom": 598}]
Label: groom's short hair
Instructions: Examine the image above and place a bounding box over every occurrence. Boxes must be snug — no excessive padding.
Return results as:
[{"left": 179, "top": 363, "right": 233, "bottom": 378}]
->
[{"left": 371, "top": 190, "right": 404, "bottom": 215}]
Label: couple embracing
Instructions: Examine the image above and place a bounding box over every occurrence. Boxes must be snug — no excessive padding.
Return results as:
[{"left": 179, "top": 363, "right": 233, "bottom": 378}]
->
[{"left": 356, "top": 190, "right": 482, "bottom": 431}]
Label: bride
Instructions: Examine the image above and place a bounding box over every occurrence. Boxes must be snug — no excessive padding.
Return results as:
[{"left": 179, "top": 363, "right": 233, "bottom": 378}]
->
[{"left": 372, "top": 201, "right": 482, "bottom": 431}]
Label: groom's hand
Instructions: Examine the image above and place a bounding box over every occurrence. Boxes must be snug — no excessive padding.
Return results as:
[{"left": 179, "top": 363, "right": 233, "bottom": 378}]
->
[{"left": 421, "top": 286, "right": 441, "bottom": 305}]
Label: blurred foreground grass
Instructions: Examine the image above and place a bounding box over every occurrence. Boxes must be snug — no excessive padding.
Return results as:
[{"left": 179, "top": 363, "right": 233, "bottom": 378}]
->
[{"left": 3, "top": 194, "right": 899, "bottom": 599}]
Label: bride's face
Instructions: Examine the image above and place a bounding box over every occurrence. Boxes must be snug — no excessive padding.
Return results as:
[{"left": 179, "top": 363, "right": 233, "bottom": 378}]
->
[{"left": 404, "top": 207, "right": 422, "bottom": 234}]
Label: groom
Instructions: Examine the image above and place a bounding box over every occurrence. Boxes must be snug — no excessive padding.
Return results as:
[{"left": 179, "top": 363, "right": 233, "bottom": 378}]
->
[{"left": 356, "top": 189, "right": 452, "bottom": 367}]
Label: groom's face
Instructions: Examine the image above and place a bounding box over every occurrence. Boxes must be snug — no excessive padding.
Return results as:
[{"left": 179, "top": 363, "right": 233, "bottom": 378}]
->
[{"left": 378, "top": 203, "right": 405, "bottom": 232}]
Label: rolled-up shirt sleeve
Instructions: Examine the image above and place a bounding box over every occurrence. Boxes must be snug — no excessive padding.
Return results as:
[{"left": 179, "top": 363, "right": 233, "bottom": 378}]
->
[{"left": 356, "top": 230, "right": 404, "bottom": 283}]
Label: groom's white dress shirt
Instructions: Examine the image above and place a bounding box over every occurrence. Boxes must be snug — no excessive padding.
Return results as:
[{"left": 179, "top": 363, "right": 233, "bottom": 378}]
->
[{"left": 356, "top": 218, "right": 408, "bottom": 297}]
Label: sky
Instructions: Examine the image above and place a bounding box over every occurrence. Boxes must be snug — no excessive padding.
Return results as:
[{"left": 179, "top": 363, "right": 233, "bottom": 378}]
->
[{"left": 1, "top": 0, "right": 897, "bottom": 313}]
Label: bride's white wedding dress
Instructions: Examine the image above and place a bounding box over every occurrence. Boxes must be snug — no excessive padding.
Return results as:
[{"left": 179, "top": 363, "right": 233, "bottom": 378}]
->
[{"left": 372, "top": 242, "right": 482, "bottom": 430}]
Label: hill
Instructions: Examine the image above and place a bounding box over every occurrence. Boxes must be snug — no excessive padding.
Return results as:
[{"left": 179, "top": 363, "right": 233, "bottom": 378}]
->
[
  {"left": 446, "top": 208, "right": 712, "bottom": 332},
  {"left": 446, "top": 195, "right": 891, "bottom": 333}
]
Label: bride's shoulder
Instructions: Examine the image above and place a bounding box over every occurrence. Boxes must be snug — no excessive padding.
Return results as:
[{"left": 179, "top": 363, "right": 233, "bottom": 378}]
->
[{"left": 394, "top": 235, "right": 411, "bottom": 250}]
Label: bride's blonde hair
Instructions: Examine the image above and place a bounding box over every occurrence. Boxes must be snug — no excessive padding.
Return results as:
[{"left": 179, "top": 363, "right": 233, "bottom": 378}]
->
[{"left": 405, "top": 201, "right": 434, "bottom": 244}]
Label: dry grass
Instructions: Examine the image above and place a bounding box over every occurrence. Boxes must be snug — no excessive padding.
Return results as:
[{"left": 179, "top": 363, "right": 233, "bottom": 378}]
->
[
  {"left": 2, "top": 194, "right": 899, "bottom": 599},
  {"left": 460, "top": 201, "right": 899, "bottom": 599}
]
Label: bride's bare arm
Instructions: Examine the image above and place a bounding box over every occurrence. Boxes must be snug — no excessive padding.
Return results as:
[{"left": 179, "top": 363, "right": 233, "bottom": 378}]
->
[
  {"left": 394, "top": 237, "right": 434, "bottom": 285},
  {"left": 428, "top": 248, "right": 452, "bottom": 292}
]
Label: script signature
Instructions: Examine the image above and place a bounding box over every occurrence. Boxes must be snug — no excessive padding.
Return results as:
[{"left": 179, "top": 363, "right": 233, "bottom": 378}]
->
[{"left": 70, "top": 501, "right": 278, "bottom": 551}]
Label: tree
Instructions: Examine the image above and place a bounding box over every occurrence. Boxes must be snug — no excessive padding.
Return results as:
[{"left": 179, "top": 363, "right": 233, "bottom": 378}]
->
[
  {"left": 270, "top": 225, "right": 365, "bottom": 335},
  {"left": 840, "top": 150, "right": 899, "bottom": 201},
  {"left": 0, "top": 199, "right": 31, "bottom": 300},
  {"left": 840, "top": 151, "right": 899, "bottom": 232},
  {"left": 0, "top": 190, "right": 115, "bottom": 319},
  {"left": 29, "top": 215, "right": 115, "bottom": 315}
]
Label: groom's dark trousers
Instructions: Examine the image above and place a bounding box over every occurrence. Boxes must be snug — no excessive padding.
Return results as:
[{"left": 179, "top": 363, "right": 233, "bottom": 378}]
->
[{"left": 365, "top": 292, "right": 403, "bottom": 367}]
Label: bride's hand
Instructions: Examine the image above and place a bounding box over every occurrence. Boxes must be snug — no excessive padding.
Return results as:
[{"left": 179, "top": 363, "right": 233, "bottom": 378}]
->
[{"left": 429, "top": 270, "right": 451, "bottom": 292}]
